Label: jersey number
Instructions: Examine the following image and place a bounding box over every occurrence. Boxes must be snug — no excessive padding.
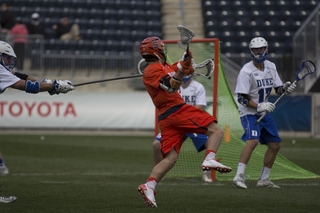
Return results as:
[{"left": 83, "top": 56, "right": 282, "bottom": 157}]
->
[{"left": 258, "top": 87, "right": 272, "bottom": 103}]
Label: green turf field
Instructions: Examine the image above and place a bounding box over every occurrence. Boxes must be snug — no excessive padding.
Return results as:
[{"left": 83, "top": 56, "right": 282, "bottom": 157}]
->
[{"left": 0, "top": 134, "right": 319, "bottom": 213}]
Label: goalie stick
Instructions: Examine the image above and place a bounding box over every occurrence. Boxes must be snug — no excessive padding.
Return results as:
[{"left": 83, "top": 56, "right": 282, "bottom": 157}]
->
[
  {"left": 255, "top": 59, "right": 316, "bottom": 125},
  {"left": 137, "top": 58, "right": 214, "bottom": 79},
  {"left": 73, "top": 74, "right": 143, "bottom": 87}
]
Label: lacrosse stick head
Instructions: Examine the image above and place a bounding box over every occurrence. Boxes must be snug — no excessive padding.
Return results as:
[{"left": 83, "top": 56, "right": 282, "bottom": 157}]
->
[
  {"left": 192, "top": 59, "right": 214, "bottom": 79},
  {"left": 296, "top": 60, "right": 316, "bottom": 81},
  {"left": 137, "top": 58, "right": 148, "bottom": 74},
  {"left": 177, "top": 25, "right": 194, "bottom": 50}
]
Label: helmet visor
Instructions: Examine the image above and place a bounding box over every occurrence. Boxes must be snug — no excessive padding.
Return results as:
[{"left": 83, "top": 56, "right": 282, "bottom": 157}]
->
[{"left": 3, "top": 54, "right": 17, "bottom": 70}]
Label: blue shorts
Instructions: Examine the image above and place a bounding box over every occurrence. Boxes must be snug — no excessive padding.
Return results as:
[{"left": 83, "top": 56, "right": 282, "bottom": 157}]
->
[
  {"left": 240, "top": 114, "right": 281, "bottom": 144},
  {"left": 155, "top": 133, "right": 208, "bottom": 152}
]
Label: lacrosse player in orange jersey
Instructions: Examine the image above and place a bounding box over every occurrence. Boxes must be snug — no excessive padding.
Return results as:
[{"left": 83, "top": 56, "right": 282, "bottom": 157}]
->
[{"left": 137, "top": 37, "right": 232, "bottom": 208}]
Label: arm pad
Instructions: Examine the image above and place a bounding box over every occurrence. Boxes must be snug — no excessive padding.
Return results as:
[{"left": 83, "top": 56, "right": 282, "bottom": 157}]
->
[
  {"left": 160, "top": 75, "right": 181, "bottom": 93},
  {"left": 237, "top": 93, "right": 250, "bottom": 106},
  {"left": 25, "top": 80, "right": 40, "bottom": 94}
]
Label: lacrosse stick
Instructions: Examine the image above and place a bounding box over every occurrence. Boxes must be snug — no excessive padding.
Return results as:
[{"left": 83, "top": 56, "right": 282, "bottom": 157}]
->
[
  {"left": 255, "top": 59, "right": 316, "bottom": 125},
  {"left": 177, "top": 25, "right": 194, "bottom": 59},
  {"left": 137, "top": 58, "right": 214, "bottom": 79},
  {"left": 73, "top": 74, "right": 143, "bottom": 87}
]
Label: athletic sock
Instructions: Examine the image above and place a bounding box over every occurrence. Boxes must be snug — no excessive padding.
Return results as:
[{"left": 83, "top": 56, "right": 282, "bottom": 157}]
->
[
  {"left": 0, "top": 158, "right": 4, "bottom": 167},
  {"left": 204, "top": 150, "right": 216, "bottom": 161},
  {"left": 236, "top": 162, "right": 247, "bottom": 175},
  {"left": 146, "top": 177, "right": 157, "bottom": 190},
  {"left": 260, "top": 167, "right": 271, "bottom": 180}
]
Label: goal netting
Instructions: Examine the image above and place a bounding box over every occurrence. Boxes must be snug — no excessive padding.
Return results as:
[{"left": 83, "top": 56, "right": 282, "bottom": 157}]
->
[{"left": 159, "top": 38, "right": 318, "bottom": 181}]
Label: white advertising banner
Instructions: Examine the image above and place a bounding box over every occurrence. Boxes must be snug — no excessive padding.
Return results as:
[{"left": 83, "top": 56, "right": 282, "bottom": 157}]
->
[{"left": 0, "top": 90, "right": 155, "bottom": 130}]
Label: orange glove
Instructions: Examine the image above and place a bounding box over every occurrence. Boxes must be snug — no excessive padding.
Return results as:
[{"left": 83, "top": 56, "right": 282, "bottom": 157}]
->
[
  {"left": 183, "top": 66, "right": 194, "bottom": 75},
  {"left": 180, "top": 51, "right": 193, "bottom": 70}
]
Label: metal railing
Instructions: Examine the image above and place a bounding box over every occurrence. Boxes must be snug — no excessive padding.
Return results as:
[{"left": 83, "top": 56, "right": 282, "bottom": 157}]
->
[
  {"left": 293, "top": 3, "right": 320, "bottom": 93},
  {"left": 0, "top": 34, "right": 137, "bottom": 81}
]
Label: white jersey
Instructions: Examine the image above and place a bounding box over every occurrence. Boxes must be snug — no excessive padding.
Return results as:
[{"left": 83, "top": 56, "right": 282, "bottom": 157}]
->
[
  {"left": 179, "top": 80, "right": 207, "bottom": 107},
  {"left": 0, "top": 64, "right": 20, "bottom": 94},
  {"left": 235, "top": 60, "right": 283, "bottom": 116}
]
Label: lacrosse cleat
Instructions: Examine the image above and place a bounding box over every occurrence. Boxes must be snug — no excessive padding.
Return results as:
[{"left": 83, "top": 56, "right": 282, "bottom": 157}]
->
[
  {"left": 0, "top": 166, "right": 9, "bottom": 175},
  {"left": 137, "top": 184, "right": 157, "bottom": 208},
  {"left": 233, "top": 174, "right": 247, "bottom": 189},
  {"left": 0, "top": 195, "right": 17, "bottom": 203},
  {"left": 201, "top": 159, "right": 232, "bottom": 173},
  {"left": 202, "top": 170, "right": 212, "bottom": 183},
  {"left": 257, "top": 178, "right": 280, "bottom": 188}
]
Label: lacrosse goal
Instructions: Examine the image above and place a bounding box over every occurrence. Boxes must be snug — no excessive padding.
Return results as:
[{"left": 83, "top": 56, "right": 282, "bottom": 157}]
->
[{"left": 157, "top": 38, "right": 318, "bottom": 181}]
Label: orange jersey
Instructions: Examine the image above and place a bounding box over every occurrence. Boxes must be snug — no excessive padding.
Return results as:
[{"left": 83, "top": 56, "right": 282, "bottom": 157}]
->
[{"left": 143, "top": 62, "right": 185, "bottom": 115}]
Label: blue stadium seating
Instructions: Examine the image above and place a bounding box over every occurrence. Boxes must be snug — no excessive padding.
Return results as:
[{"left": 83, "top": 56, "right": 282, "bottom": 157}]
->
[
  {"left": 10, "top": 0, "right": 316, "bottom": 57},
  {"left": 9, "top": 0, "right": 163, "bottom": 56},
  {"left": 202, "top": 0, "right": 318, "bottom": 54}
]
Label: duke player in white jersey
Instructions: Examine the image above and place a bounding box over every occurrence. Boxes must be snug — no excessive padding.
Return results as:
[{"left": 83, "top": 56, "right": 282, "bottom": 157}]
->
[
  {"left": 232, "top": 37, "right": 296, "bottom": 189},
  {"left": 0, "top": 41, "right": 74, "bottom": 203},
  {"left": 153, "top": 75, "right": 213, "bottom": 182}
]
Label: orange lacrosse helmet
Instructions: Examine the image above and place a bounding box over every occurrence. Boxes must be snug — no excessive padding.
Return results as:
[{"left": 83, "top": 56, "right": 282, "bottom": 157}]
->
[{"left": 140, "top": 37, "right": 166, "bottom": 61}]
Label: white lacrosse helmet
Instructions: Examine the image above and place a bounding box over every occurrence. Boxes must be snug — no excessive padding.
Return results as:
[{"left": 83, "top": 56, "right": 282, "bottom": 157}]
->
[
  {"left": 249, "top": 37, "right": 268, "bottom": 63},
  {"left": 0, "top": 41, "right": 17, "bottom": 71}
]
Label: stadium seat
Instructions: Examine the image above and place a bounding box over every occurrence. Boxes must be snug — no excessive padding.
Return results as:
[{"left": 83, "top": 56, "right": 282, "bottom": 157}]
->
[
  {"left": 105, "top": 40, "right": 121, "bottom": 52},
  {"left": 100, "top": 29, "right": 117, "bottom": 40},
  {"left": 117, "top": 19, "right": 132, "bottom": 30},
  {"left": 62, "top": 7, "right": 77, "bottom": 17},
  {"left": 88, "top": 8, "right": 105, "bottom": 19},
  {"left": 47, "top": 7, "right": 63, "bottom": 17},
  {"left": 84, "top": 0, "right": 101, "bottom": 9},
  {"left": 70, "top": 0, "right": 87, "bottom": 9},
  {"left": 131, "top": 30, "right": 147, "bottom": 43},
  {"left": 129, "top": 1, "right": 146, "bottom": 10},
  {"left": 85, "top": 28, "right": 101, "bottom": 40},
  {"left": 115, "top": 29, "right": 132, "bottom": 41},
  {"left": 117, "top": 9, "right": 132, "bottom": 20},
  {"left": 103, "top": 8, "right": 118, "bottom": 19},
  {"left": 75, "top": 8, "right": 91, "bottom": 18}
]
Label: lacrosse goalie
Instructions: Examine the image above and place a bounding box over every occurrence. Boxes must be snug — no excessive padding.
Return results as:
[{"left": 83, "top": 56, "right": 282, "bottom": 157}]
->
[{"left": 233, "top": 37, "right": 296, "bottom": 189}]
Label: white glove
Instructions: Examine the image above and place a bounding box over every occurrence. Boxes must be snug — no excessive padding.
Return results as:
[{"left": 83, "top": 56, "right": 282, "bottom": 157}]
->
[
  {"left": 43, "top": 78, "right": 55, "bottom": 95},
  {"left": 42, "top": 78, "right": 52, "bottom": 83},
  {"left": 283, "top": 81, "right": 296, "bottom": 94},
  {"left": 257, "top": 102, "right": 275, "bottom": 113},
  {"left": 51, "top": 80, "right": 75, "bottom": 95}
]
